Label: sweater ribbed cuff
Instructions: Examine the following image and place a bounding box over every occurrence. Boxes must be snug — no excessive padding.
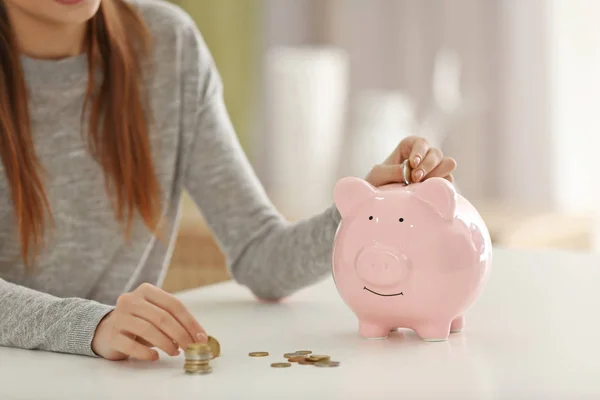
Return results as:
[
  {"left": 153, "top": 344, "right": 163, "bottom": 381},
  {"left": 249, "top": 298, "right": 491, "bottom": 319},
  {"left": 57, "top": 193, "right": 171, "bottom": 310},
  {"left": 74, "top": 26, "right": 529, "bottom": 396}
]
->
[
  {"left": 68, "top": 302, "right": 115, "bottom": 357},
  {"left": 328, "top": 203, "right": 342, "bottom": 225}
]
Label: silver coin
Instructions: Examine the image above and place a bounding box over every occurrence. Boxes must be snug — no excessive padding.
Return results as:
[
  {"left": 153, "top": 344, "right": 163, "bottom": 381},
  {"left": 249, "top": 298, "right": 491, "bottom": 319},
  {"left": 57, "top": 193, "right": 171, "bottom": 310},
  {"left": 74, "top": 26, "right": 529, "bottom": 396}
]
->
[{"left": 402, "top": 159, "right": 412, "bottom": 185}]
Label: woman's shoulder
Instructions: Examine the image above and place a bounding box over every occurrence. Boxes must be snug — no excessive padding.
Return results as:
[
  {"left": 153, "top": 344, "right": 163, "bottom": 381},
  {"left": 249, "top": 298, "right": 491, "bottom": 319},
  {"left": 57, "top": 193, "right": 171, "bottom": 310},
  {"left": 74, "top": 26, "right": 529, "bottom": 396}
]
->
[
  {"left": 125, "top": 0, "right": 201, "bottom": 46},
  {"left": 126, "top": 0, "right": 194, "bottom": 26},
  {"left": 125, "top": 0, "right": 219, "bottom": 89},
  {"left": 128, "top": 0, "right": 194, "bottom": 27}
]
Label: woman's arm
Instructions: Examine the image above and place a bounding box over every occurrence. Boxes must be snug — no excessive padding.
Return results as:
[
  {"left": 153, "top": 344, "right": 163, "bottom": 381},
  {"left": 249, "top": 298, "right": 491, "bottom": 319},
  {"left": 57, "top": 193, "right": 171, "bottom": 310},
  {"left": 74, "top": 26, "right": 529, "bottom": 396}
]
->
[
  {"left": 182, "top": 96, "right": 341, "bottom": 301},
  {"left": 178, "top": 24, "right": 340, "bottom": 301},
  {"left": 0, "top": 278, "right": 114, "bottom": 355}
]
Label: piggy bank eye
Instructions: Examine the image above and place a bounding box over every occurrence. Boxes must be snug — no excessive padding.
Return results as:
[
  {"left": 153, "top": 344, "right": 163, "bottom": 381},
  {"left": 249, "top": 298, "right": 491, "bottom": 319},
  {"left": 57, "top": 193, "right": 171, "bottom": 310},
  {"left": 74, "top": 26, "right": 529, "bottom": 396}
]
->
[
  {"left": 369, "top": 216, "right": 373, "bottom": 220},
  {"left": 399, "top": 218, "right": 404, "bottom": 222}
]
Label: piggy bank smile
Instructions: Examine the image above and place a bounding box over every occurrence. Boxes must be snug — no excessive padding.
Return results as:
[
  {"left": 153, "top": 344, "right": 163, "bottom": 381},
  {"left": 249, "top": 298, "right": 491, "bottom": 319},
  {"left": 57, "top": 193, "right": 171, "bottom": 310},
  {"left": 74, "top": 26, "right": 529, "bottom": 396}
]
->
[{"left": 363, "top": 287, "right": 404, "bottom": 297}]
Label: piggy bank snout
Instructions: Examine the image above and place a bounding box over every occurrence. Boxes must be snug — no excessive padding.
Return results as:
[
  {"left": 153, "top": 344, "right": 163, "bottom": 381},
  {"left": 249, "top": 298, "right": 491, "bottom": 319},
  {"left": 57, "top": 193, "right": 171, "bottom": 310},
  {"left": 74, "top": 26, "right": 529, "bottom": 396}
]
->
[{"left": 355, "top": 247, "right": 409, "bottom": 287}]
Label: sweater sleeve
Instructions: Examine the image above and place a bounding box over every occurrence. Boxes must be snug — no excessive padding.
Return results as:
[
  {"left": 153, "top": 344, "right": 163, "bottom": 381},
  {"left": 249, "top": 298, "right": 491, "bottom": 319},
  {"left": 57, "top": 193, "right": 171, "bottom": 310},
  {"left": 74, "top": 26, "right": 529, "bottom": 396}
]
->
[
  {"left": 0, "top": 278, "right": 114, "bottom": 356},
  {"left": 178, "top": 23, "right": 342, "bottom": 301}
]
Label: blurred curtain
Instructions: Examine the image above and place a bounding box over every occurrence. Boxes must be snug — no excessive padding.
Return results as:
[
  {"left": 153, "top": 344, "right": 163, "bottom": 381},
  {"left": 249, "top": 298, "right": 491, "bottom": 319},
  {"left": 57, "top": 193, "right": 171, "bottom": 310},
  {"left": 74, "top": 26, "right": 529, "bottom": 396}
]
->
[
  {"left": 262, "top": 0, "right": 600, "bottom": 215},
  {"left": 262, "top": 0, "right": 498, "bottom": 201},
  {"left": 169, "top": 0, "right": 262, "bottom": 157},
  {"left": 324, "top": 0, "right": 499, "bottom": 202}
]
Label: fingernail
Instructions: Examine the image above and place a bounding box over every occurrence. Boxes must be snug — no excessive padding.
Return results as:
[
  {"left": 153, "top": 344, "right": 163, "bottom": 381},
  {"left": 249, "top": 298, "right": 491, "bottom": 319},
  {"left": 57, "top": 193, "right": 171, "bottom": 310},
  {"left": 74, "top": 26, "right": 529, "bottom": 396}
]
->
[
  {"left": 196, "top": 332, "right": 207, "bottom": 342},
  {"left": 413, "top": 156, "right": 421, "bottom": 167},
  {"left": 415, "top": 169, "right": 424, "bottom": 181}
]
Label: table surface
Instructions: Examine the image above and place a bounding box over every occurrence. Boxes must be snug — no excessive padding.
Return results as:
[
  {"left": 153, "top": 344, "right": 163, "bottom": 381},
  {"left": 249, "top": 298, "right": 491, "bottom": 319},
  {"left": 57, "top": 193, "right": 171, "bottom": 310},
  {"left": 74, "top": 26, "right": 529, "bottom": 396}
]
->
[{"left": 2, "top": 247, "right": 600, "bottom": 400}]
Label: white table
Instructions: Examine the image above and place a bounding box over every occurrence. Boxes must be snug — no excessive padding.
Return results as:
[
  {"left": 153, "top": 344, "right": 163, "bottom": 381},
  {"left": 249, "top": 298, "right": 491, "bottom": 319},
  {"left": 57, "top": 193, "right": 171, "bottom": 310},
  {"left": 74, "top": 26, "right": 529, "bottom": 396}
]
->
[{"left": 2, "top": 247, "right": 600, "bottom": 399}]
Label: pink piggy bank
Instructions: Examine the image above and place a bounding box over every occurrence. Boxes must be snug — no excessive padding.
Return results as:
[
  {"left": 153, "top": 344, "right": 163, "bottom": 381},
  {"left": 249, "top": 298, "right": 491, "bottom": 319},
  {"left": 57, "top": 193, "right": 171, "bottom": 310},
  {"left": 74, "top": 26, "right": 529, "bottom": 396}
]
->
[{"left": 332, "top": 176, "right": 492, "bottom": 341}]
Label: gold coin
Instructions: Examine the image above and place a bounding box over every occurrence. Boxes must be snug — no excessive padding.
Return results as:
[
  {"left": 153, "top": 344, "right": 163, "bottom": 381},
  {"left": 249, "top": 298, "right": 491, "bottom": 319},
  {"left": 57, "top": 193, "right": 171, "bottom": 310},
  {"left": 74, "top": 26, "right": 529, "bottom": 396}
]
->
[
  {"left": 298, "top": 359, "right": 313, "bottom": 365},
  {"left": 314, "top": 361, "right": 340, "bottom": 368},
  {"left": 287, "top": 356, "right": 305, "bottom": 363},
  {"left": 184, "top": 361, "right": 209, "bottom": 366},
  {"left": 185, "top": 353, "right": 212, "bottom": 360},
  {"left": 185, "top": 366, "right": 211, "bottom": 370},
  {"left": 185, "top": 366, "right": 213, "bottom": 375},
  {"left": 283, "top": 353, "right": 298, "bottom": 358},
  {"left": 270, "top": 362, "right": 291, "bottom": 368},
  {"left": 295, "top": 350, "right": 312, "bottom": 355},
  {"left": 249, "top": 351, "right": 269, "bottom": 357},
  {"left": 185, "top": 363, "right": 212, "bottom": 369},
  {"left": 207, "top": 336, "right": 220, "bottom": 359},
  {"left": 307, "top": 355, "right": 330, "bottom": 362},
  {"left": 187, "top": 343, "right": 211, "bottom": 353}
]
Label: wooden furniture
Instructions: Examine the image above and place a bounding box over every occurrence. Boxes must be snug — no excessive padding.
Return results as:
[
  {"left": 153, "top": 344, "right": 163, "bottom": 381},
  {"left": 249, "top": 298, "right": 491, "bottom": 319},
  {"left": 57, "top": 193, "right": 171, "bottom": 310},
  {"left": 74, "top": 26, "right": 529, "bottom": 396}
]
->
[
  {"left": 162, "top": 193, "right": 230, "bottom": 293},
  {"left": 472, "top": 199, "right": 594, "bottom": 251}
]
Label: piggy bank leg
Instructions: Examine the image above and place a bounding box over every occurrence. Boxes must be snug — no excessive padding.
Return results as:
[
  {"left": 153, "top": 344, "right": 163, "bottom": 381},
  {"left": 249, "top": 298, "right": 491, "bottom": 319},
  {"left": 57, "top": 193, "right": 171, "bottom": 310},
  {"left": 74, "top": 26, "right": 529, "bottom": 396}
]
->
[
  {"left": 359, "top": 321, "right": 390, "bottom": 339},
  {"left": 414, "top": 323, "right": 451, "bottom": 342},
  {"left": 450, "top": 315, "right": 465, "bottom": 333}
]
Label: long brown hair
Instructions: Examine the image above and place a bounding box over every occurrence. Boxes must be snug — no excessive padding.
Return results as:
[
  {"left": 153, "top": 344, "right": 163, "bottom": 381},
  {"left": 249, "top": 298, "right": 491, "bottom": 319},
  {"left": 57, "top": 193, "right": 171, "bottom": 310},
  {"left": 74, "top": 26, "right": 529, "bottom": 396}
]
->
[{"left": 0, "top": 0, "right": 162, "bottom": 268}]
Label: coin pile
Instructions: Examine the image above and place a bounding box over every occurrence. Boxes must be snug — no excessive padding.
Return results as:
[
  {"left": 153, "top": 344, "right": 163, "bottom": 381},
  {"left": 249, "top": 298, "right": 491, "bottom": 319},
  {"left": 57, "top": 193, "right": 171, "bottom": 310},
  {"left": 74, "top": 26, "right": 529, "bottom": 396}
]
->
[
  {"left": 249, "top": 350, "right": 341, "bottom": 368},
  {"left": 292, "top": 352, "right": 340, "bottom": 368},
  {"left": 184, "top": 343, "right": 213, "bottom": 375}
]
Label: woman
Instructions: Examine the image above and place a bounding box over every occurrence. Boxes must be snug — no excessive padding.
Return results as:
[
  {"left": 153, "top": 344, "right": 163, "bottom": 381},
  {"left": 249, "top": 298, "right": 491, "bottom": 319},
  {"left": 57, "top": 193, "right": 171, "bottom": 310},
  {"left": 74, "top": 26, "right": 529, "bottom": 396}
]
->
[{"left": 0, "top": 0, "right": 456, "bottom": 362}]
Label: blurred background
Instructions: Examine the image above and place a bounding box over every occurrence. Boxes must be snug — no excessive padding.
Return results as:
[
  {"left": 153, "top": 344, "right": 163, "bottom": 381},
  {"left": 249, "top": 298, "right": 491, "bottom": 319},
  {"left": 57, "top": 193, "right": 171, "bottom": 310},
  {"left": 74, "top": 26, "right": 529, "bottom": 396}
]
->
[{"left": 163, "top": 0, "right": 600, "bottom": 292}]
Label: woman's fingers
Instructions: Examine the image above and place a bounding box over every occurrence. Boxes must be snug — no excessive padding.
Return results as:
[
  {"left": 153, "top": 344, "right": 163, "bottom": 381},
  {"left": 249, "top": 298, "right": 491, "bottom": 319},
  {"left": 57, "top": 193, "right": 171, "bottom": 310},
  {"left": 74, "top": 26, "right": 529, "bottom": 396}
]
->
[
  {"left": 93, "top": 283, "right": 207, "bottom": 362},
  {"left": 412, "top": 148, "right": 444, "bottom": 182},
  {"left": 113, "top": 334, "right": 159, "bottom": 361},
  {"left": 136, "top": 337, "right": 154, "bottom": 347},
  {"left": 130, "top": 297, "right": 194, "bottom": 350},
  {"left": 137, "top": 283, "right": 207, "bottom": 345},
  {"left": 365, "top": 164, "right": 404, "bottom": 187},
  {"left": 123, "top": 315, "right": 180, "bottom": 356},
  {"left": 365, "top": 156, "right": 456, "bottom": 187},
  {"left": 407, "top": 137, "right": 430, "bottom": 168},
  {"left": 423, "top": 157, "right": 457, "bottom": 180}
]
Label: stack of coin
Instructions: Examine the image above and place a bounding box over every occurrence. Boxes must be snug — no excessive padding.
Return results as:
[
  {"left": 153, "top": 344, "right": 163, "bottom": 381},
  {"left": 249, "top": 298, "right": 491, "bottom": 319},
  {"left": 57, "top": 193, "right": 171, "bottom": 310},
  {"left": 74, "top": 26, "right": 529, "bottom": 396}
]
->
[{"left": 184, "top": 343, "right": 213, "bottom": 375}]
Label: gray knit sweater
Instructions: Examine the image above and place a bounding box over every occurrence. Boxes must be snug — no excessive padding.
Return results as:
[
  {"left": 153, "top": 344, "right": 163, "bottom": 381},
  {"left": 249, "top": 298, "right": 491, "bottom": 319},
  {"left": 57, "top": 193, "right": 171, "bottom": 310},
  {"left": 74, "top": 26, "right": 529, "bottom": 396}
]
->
[{"left": 0, "top": 0, "right": 340, "bottom": 357}]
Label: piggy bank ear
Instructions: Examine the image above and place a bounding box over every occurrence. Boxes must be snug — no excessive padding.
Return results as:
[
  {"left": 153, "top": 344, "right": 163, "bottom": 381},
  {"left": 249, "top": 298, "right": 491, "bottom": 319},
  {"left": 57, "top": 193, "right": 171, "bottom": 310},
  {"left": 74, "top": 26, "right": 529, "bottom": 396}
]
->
[
  {"left": 334, "top": 177, "right": 376, "bottom": 218},
  {"left": 412, "top": 177, "right": 457, "bottom": 220}
]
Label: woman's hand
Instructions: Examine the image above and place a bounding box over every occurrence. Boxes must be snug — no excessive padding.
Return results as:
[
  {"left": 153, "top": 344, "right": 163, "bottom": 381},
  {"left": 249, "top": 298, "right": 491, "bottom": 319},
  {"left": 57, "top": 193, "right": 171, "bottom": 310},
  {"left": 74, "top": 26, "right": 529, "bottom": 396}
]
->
[
  {"left": 365, "top": 136, "right": 456, "bottom": 187},
  {"left": 91, "top": 283, "right": 207, "bottom": 361}
]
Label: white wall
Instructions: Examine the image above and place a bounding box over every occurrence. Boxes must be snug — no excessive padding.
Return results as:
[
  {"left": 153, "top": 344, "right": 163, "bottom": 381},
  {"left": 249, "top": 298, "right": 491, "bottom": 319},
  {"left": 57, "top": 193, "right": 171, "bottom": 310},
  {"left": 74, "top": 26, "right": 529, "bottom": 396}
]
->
[
  {"left": 548, "top": 0, "right": 600, "bottom": 213},
  {"left": 494, "top": 0, "right": 555, "bottom": 209}
]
